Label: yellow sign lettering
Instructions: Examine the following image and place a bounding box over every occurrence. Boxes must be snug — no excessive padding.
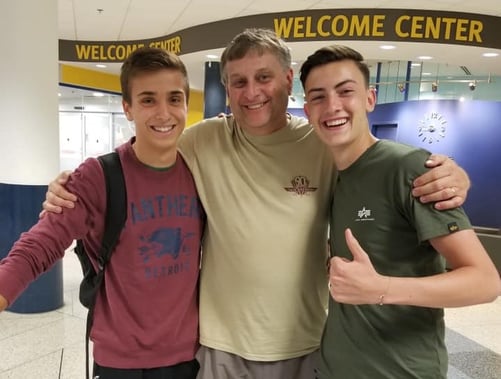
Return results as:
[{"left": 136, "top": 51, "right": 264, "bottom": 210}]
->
[
  {"left": 395, "top": 15, "right": 483, "bottom": 42},
  {"left": 410, "top": 16, "right": 425, "bottom": 38},
  {"left": 149, "top": 36, "right": 182, "bottom": 54},
  {"left": 317, "top": 15, "right": 331, "bottom": 37},
  {"left": 274, "top": 17, "right": 294, "bottom": 38},
  {"left": 331, "top": 15, "right": 349, "bottom": 36},
  {"left": 293, "top": 16, "right": 306, "bottom": 37},
  {"left": 469, "top": 20, "right": 483, "bottom": 42},
  {"left": 395, "top": 15, "right": 410, "bottom": 37},
  {"left": 350, "top": 15, "right": 371, "bottom": 37}
]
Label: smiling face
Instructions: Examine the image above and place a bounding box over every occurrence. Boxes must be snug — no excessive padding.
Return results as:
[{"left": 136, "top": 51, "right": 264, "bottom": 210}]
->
[
  {"left": 225, "top": 50, "right": 293, "bottom": 136},
  {"left": 122, "top": 69, "right": 187, "bottom": 167},
  {"left": 303, "top": 59, "right": 377, "bottom": 169}
]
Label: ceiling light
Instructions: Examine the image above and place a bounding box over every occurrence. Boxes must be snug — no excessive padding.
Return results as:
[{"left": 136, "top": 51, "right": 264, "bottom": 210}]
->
[
  {"left": 380, "top": 45, "right": 396, "bottom": 50},
  {"left": 482, "top": 52, "right": 499, "bottom": 57},
  {"left": 96, "top": 64, "right": 107, "bottom": 68},
  {"left": 206, "top": 54, "right": 218, "bottom": 59},
  {"left": 411, "top": 63, "right": 421, "bottom": 67},
  {"left": 422, "top": 72, "right": 432, "bottom": 76},
  {"left": 93, "top": 92, "right": 105, "bottom": 97},
  {"left": 417, "top": 56, "right": 433, "bottom": 60}
]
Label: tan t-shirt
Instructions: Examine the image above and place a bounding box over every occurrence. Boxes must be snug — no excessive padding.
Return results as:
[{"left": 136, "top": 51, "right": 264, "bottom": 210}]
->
[{"left": 179, "top": 115, "right": 336, "bottom": 360}]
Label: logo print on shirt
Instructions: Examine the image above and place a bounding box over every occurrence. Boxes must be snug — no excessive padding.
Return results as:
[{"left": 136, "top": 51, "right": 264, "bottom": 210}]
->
[
  {"left": 139, "top": 227, "right": 195, "bottom": 262},
  {"left": 355, "top": 206, "right": 375, "bottom": 222},
  {"left": 284, "top": 176, "right": 318, "bottom": 195}
]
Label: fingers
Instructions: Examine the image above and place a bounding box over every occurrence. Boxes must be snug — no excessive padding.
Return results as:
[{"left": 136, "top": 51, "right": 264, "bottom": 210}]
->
[
  {"left": 47, "top": 174, "right": 77, "bottom": 203},
  {"left": 423, "top": 153, "right": 448, "bottom": 167},
  {"left": 433, "top": 195, "right": 466, "bottom": 210},
  {"left": 43, "top": 188, "right": 76, "bottom": 212},
  {"left": 41, "top": 199, "right": 63, "bottom": 214},
  {"left": 412, "top": 164, "right": 449, "bottom": 190},
  {"left": 414, "top": 185, "right": 460, "bottom": 203}
]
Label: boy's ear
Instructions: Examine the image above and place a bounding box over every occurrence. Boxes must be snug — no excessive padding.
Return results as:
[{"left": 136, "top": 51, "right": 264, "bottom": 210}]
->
[
  {"left": 303, "top": 103, "right": 310, "bottom": 120},
  {"left": 366, "top": 88, "right": 377, "bottom": 113},
  {"left": 122, "top": 100, "right": 133, "bottom": 121}
]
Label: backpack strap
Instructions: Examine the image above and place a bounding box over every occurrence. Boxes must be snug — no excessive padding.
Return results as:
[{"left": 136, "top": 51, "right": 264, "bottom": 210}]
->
[
  {"left": 96, "top": 151, "right": 127, "bottom": 270},
  {"left": 84, "top": 151, "right": 127, "bottom": 379}
]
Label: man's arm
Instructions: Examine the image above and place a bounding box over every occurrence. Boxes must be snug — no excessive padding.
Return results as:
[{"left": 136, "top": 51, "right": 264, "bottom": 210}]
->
[
  {"left": 413, "top": 154, "right": 470, "bottom": 210},
  {"left": 42, "top": 154, "right": 471, "bottom": 213}
]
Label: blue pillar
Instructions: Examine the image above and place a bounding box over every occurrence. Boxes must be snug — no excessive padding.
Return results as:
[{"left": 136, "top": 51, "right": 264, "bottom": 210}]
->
[
  {"left": 203, "top": 61, "right": 226, "bottom": 118},
  {"left": 0, "top": 0, "right": 63, "bottom": 313}
]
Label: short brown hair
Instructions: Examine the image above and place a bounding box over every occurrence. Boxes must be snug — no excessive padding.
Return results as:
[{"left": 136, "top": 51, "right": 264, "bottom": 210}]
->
[
  {"left": 219, "top": 28, "right": 291, "bottom": 85},
  {"left": 120, "top": 47, "right": 190, "bottom": 104},
  {"left": 300, "top": 45, "right": 370, "bottom": 89}
]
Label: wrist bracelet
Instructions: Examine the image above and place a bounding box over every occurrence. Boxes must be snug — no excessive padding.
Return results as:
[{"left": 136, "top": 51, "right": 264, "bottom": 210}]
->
[{"left": 378, "top": 277, "right": 391, "bottom": 306}]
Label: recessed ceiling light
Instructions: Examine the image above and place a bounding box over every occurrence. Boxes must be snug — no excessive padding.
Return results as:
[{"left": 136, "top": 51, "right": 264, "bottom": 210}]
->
[
  {"left": 411, "top": 63, "right": 421, "bottom": 67},
  {"left": 380, "top": 45, "right": 396, "bottom": 50},
  {"left": 95, "top": 64, "right": 107, "bottom": 68},
  {"left": 93, "top": 92, "right": 105, "bottom": 97},
  {"left": 422, "top": 72, "right": 432, "bottom": 76},
  {"left": 482, "top": 52, "right": 499, "bottom": 57},
  {"left": 417, "top": 56, "right": 433, "bottom": 60},
  {"left": 206, "top": 54, "right": 218, "bottom": 59},
  {"left": 291, "top": 61, "right": 298, "bottom": 65}
]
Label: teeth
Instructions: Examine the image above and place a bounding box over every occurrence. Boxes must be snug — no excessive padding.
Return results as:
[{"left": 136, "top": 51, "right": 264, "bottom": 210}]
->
[
  {"left": 152, "top": 125, "right": 174, "bottom": 132},
  {"left": 325, "top": 118, "right": 347, "bottom": 127},
  {"left": 247, "top": 103, "right": 264, "bottom": 110}
]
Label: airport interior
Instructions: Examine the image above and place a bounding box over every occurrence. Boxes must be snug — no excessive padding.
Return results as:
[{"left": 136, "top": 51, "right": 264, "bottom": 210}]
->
[{"left": 0, "top": 1, "right": 500, "bottom": 378}]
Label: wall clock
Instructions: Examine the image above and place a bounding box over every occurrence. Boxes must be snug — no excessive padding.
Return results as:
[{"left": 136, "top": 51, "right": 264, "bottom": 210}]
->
[{"left": 418, "top": 111, "right": 447, "bottom": 144}]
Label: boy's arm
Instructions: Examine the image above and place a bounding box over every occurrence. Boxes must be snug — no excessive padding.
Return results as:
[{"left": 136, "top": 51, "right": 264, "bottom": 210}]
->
[{"left": 328, "top": 229, "right": 500, "bottom": 308}]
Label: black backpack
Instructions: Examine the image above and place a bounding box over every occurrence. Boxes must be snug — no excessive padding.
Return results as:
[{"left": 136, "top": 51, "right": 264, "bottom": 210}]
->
[{"left": 73, "top": 151, "right": 127, "bottom": 379}]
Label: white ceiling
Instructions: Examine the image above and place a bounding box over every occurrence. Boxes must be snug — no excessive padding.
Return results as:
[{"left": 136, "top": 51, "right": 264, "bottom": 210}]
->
[{"left": 58, "top": 0, "right": 501, "bottom": 91}]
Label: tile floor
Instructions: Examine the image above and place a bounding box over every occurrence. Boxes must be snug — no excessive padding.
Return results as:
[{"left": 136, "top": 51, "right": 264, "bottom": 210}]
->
[{"left": 0, "top": 251, "right": 499, "bottom": 378}]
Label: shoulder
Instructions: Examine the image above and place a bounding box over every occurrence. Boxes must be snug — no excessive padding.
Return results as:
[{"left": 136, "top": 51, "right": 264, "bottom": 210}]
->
[
  {"left": 66, "top": 156, "right": 106, "bottom": 202},
  {"left": 179, "top": 116, "right": 230, "bottom": 160},
  {"left": 288, "top": 115, "right": 311, "bottom": 130},
  {"left": 377, "top": 140, "right": 430, "bottom": 171},
  {"left": 182, "top": 116, "right": 227, "bottom": 138}
]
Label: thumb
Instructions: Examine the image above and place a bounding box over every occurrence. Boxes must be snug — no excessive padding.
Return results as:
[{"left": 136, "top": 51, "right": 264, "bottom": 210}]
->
[{"left": 344, "top": 228, "right": 369, "bottom": 262}]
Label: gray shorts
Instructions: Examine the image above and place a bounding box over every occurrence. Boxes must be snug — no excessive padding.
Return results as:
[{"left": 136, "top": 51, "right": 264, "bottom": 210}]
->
[{"left": 195, "top": 346, "right": 319, "bottom": 379}]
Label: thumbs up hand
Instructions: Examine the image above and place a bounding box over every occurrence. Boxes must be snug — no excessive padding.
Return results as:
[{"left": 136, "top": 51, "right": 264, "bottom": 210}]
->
[{"left": 328, "top": 228, "right": 389, "bottom": 305}]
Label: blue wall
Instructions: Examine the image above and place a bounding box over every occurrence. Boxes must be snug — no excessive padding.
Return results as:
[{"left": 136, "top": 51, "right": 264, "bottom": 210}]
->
[
  {"left": 0, "top": 183, "right": 64, "bottom": 313},
  {"left": 368, "top": 100, "right": 501, "bottom": 228}
]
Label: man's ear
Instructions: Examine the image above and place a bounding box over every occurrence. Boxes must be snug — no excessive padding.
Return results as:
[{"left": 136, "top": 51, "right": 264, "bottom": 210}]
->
[{"left": 286, "top": 68, "right": 294, "bottom": 95}]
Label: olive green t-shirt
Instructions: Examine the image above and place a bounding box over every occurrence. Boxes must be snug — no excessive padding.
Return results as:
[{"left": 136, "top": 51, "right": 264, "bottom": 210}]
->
[{"left": 318, "top": 140, "right": 472, "bottom": 379}]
